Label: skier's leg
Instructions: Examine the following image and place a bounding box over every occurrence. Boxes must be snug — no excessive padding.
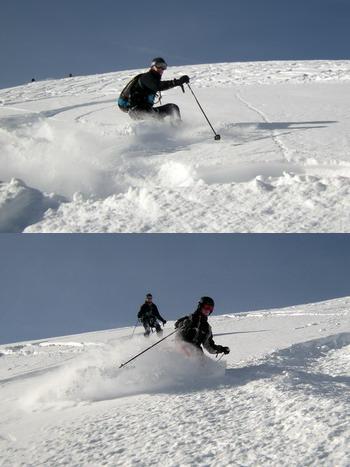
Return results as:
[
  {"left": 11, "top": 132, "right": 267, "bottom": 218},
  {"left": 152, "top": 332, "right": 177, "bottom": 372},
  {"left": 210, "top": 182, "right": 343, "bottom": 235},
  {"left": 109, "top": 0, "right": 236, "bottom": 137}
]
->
[
  {"left": 153, "top": 103, "right": 181, "bottom": 121},
  {"left": 155, "top": 321, "right": 163, "bottom": 336},
  {"left": 142, "top": 320, "right": 151, "bottom": 337},
  {"left": 128, "top": 107, "right": 153, "bottom": 121}
]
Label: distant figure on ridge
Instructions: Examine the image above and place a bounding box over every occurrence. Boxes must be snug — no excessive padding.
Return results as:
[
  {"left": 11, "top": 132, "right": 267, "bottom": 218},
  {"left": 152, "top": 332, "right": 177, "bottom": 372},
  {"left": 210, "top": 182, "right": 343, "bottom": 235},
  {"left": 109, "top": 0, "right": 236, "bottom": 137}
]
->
[
  {"left": 138, "top": 293, "right": 167, "bottom": 337},
  {"left": 175, "top": 296, "right": 230, "bottom": 356},
  {"left": 118, "top": 57, "right": 189, "bottom": 122}
]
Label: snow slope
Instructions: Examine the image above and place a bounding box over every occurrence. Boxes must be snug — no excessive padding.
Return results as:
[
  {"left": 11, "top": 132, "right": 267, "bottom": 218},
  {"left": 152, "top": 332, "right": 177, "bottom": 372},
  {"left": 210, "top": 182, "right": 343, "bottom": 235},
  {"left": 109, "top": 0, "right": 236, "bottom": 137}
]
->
[
  {"left": 1, "top": 60, "right": 350, "bottom": 232},
  {"left": 0, "top": 296, "right": 349, "bottom": 466}
]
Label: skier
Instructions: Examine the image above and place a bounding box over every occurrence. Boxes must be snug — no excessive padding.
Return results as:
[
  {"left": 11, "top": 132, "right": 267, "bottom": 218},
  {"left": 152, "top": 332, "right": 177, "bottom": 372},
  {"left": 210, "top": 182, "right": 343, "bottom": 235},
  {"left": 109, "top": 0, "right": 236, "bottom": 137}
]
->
[
  {"left": 118, "top": 57, "right": 190, "bottom": 121},
  {"left": 138, "top": 293, "right": 167, "bottom": 337},
  {"left": 175, "top": 296, "right": 230, "bottom": 356}
]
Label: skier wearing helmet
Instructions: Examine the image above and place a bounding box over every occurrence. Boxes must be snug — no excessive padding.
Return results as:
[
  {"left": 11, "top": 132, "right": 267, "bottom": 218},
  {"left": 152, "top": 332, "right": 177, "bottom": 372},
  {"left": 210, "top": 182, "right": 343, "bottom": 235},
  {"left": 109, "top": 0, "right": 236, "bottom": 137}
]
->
[
  {"left": 118, "top": 57, "right": 189, "bottom": 121},
  {"left": 175, "top": 296, "right": 230, "bottom": 355}
]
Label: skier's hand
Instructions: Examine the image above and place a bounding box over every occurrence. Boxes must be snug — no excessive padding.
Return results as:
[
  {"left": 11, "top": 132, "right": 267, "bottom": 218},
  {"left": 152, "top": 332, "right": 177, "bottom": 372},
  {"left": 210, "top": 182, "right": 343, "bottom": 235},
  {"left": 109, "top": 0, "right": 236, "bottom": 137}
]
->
[
  {"left": 217, "top": 345, "right": 230, "bottom": 355},
  {"left": 162, "top": 320, "right": 167, "bottom": 325},
  {"left": 179, "top": 75, "right": 190, "bottom": 85},
  {"left": 174, "top": 75, "right": 190, "bottom": 87}
]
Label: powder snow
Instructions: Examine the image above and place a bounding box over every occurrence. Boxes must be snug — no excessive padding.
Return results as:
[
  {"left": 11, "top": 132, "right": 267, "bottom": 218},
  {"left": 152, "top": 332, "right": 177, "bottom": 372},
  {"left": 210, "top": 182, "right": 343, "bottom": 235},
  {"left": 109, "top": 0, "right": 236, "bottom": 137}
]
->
[{"left": 0, "top": 60, "right": 350, "bottom": 232}]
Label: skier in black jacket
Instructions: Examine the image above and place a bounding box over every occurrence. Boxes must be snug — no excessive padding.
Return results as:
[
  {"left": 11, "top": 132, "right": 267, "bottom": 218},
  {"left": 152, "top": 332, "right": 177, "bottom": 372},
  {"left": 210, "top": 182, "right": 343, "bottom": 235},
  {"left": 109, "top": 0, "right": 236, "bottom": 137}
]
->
[
  {"left": 118, "top": 57, "right": 189, "bottom": 121},
  {"left": 175, "top": 296, "right": 230, "bottom": 356},
  {"left": 138, "top": 293, "right": 167, "bottom": 337}
]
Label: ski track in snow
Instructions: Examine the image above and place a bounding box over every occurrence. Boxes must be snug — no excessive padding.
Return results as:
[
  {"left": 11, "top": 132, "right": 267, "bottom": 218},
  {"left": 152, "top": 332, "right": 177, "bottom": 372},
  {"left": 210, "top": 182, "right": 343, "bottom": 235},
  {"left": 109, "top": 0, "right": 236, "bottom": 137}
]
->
[
  {"left": 235, "top": 90, "right": 291, "bottom": 163},
  {"left": 1, "top": 60, "right": 350, "bottom": 232},
  {"left": 0, "top": 297, "right": 349, "bottom": 466}
]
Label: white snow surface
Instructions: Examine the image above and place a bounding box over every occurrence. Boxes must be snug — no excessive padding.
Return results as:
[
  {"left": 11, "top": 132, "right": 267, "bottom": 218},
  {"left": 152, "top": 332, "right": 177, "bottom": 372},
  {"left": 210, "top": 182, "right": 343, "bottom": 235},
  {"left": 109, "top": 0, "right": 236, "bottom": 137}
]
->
[
  {"left": 1, "top": 60, "right": 350, "bottom": 232},
  {"left": 0, "top": 178, "right": 63, "bottom": 233},
  {"left": 0, "top": 296, "right": 349, "bottom": 466}
]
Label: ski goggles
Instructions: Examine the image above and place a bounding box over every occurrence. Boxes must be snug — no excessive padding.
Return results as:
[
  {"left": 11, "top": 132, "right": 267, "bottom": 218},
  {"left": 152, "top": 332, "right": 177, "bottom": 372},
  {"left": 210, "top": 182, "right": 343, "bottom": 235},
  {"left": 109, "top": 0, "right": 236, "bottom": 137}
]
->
[{"left": 152, "top": 62, "right": 167, "bottom": 70}]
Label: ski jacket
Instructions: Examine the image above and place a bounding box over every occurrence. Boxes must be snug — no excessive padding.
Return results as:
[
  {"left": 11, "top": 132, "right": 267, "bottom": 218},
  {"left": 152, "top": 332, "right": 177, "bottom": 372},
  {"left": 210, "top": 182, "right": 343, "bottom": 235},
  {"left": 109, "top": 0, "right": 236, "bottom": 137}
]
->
[
  {"left": 175, "top": 311, "right": 220, "bottom": 354},
  {"left": 138, "top": 302, "right": 165, "bottom": 324},
  {"left": 118, "top": 69, "right": 178, "bottom": 111}
]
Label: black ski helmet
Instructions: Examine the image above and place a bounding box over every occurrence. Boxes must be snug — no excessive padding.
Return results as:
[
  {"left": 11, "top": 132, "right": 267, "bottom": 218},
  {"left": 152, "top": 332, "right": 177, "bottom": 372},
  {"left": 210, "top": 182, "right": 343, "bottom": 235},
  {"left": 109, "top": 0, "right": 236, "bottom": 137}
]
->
[
  {"left": 146, "top": 293, "right": 153, "bottom": 299},
  {"left": 198, "top": 296, "right": 215, "bottom": 312},
  {"left": 151, "top": 57, "right": 168, "bottom": 69}
]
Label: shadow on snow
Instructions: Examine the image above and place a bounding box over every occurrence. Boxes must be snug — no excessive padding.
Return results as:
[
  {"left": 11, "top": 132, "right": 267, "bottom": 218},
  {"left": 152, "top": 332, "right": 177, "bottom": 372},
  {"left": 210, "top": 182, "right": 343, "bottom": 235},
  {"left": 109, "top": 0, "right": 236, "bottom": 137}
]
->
[{"left": 220, "top": 120, "right": 338, "bottom": 146}]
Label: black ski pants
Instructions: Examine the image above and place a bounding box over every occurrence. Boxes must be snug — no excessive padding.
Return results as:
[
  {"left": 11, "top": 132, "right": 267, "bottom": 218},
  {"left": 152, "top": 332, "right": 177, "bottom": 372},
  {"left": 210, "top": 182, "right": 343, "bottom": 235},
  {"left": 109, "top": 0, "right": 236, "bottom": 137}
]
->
[
  {"left": 141, "top": 317, "right": 162, "bottom": 336},
  {"left": 128, "top": 103, "right": 181, "bottom": 121}
]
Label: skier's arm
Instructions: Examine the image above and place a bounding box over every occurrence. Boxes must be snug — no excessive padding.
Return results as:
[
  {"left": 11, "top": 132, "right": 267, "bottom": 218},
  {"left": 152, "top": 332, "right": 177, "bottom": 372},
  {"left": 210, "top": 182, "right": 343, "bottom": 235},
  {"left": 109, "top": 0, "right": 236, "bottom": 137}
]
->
[
  {"left": 154, "top": 305, "right": 166, "bottom": 324},
  {"left": 160, "top": 76, "right": 190, "bottom": 91},
  {"left": 137, "top": 304, "right": 145, "bottom": 320},
  {"left": 139, "top": 73, "right": 190, "bottom": 93},
  {"left": 159, "top": 79, "right": 177, "bottom": 91},
  {"left": 203, "top": 333, "right": 220, "bottom": 354},
  {"left": 203, "top": 332, "right": 230, "bottom": 355},
  {"left": 139, "top": 75, "right": 176, "bottom": 92}
]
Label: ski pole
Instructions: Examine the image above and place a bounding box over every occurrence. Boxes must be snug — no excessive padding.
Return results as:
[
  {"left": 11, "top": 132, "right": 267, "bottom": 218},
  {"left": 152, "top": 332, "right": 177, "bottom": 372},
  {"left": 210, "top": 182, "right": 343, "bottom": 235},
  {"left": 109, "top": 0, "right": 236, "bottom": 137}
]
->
[
  {"left": 186, "top": 83, "right": 221, "bottom": 141},
  {"left": 119, "top": 329, "right": 178, "bottom": 369},
  {"left": 131, "top": 319, "right": 139, "bottom": 338}
]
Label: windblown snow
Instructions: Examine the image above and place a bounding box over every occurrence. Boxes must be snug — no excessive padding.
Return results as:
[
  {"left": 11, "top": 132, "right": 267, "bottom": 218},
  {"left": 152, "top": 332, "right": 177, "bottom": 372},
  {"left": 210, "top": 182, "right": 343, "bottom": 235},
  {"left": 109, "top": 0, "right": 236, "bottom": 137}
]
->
[
  {"left": 0, "top": 296, "right": 349, "bottom": 466},
  {"left": 1, "top": 60, "right": 350, "bottom": 232}
]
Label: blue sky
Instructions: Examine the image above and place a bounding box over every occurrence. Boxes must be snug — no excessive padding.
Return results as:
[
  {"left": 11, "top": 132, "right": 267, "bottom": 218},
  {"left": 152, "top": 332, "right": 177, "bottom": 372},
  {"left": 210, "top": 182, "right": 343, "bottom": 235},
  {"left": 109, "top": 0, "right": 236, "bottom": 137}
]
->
[
  {"left": 1, "top": 234, "right": 350, "bottom": 344},
  {"left": 1, "top": 0, "right": 349, "bottom": 89}
]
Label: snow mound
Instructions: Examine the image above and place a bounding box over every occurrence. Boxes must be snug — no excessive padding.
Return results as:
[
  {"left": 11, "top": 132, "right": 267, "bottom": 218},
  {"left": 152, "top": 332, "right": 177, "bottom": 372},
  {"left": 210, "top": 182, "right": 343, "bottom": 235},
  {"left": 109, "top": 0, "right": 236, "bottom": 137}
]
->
[
  {"left": 25, "top": 172, "right": 350, "bottom": 232},
  {"left": 0, "top": 178, "right": 63, "bottom": 232}
]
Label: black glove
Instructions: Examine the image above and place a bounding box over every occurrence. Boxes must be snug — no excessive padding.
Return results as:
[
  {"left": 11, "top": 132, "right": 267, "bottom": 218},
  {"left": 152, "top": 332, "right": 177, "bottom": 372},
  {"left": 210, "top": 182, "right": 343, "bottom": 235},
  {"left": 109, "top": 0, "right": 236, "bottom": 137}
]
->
[
  {"left": 217, "top": 345, "right": 230, "bottom": 355},
  {"left": 174, "top": 75, "right": 190, "bottom": 87},
  {"left": 162, "top": 320, "right": 167, "bottom": 325}
]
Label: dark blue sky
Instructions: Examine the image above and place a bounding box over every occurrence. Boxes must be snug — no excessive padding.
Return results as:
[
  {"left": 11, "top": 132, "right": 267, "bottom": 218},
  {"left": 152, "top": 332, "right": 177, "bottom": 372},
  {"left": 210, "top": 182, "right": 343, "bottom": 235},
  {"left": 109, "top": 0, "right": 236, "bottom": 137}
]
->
[
  {"left": 1, "top": 234, "right": 350, "bottom": 344},
  {"left": 1, "top": 0, "right": 349, "bottom": 89}
]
